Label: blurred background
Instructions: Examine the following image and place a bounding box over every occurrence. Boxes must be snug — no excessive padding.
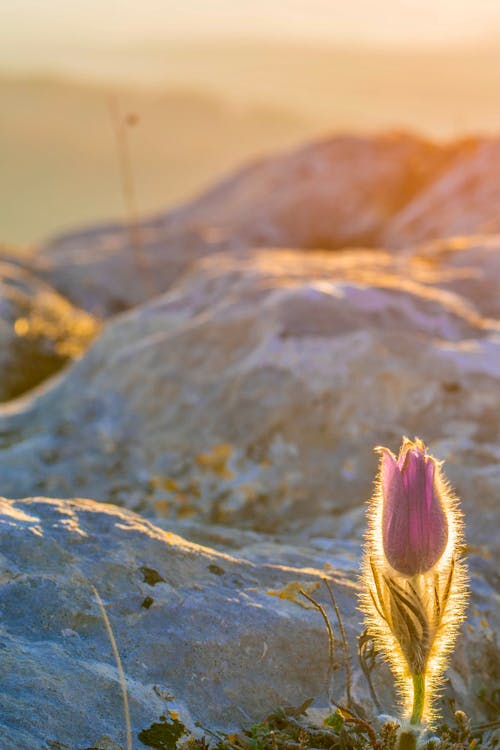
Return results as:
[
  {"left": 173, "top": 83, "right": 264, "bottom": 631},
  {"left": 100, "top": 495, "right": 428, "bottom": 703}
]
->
[{"left": 1, "top": 0, "right": 499, "bottom": 244}]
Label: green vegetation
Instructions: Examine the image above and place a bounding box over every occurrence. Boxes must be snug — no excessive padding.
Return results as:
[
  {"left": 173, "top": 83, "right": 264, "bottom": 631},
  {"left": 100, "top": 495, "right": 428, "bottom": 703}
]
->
[
  {"left": 176, "top": 701, "right": 499, "bottom": 750},
  {"left": 139, "top": 716, "right": 187, "bottom": 750}
]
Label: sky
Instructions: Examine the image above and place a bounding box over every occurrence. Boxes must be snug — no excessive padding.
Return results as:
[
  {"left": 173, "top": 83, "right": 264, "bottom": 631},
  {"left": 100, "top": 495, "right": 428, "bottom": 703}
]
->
[{"left": 1, "top": 0, "right": 500, "bottom": 69}]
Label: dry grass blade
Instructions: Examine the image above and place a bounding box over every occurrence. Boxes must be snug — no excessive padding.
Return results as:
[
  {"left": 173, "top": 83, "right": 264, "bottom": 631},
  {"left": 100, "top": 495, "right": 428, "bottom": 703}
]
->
[
  {"left": 107, "top": 94, "right": 145, "bottom": 276},
  {"left": 92, "top": 585, "right": 133, "bottom": 750},
  {"left": 298, "top": 588, "right": 336, "bottom": 699},
  {"left": 322, "top": 577, "right": 353, "bottom": 710},
  {"left": 358, "top": 628, "right": 381, "bottom": 711},
  {"left": 344, "top": 715, "right": 380, "bottom": 750}
]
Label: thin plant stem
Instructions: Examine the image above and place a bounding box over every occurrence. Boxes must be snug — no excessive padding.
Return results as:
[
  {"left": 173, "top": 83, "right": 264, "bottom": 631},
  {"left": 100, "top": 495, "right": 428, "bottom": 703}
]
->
[
  {"left": 410, "top": 673, "right": 425, "bottom": 725},
  {"left": 344, "top": 716, "right": 379, "bottom": 750},
  {"left": 92, "top": 585, "right": 133, "bottom": 750},
  {"left": 358, "top": 628, "right": 381, "bottom": 711},
  {"left": 397, "top": 731, "right": 417, "bottom": 750},
  {"left": 298, "top": 588, "right": 336, "bottom": 702},
  {"left": 108, "top": 95, "right": 145, "bottom": 276},
  {"left": 323, "top": 577, "right": 353, "bottom": 710},
  {"left": 472, "top": 720, "right": 500, "bottom": 731}
]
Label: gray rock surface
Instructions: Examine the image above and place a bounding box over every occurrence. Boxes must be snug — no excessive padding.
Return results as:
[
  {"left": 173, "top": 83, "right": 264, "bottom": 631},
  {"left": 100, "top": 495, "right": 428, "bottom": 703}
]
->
[
  {"left": 0, "top": 496, "right": 497, "bottom": 749},
  {"left": 0, "top": 241, "right": 498, "bottom": 557},
  {"left": 33, "top": 133, "right": 480, "bottom": 315},
  {"left": 0, "top": 261, "right": 98, "bottom": 401},
  {"left": 410, "top": 234, "right": 500, "bottom": 319}
]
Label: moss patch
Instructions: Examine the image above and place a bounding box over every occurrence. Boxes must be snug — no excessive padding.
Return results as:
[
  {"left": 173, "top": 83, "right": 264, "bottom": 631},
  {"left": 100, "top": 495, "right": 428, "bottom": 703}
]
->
[{"left": 139, "top": 716, "right": 186, "bottom": 750}]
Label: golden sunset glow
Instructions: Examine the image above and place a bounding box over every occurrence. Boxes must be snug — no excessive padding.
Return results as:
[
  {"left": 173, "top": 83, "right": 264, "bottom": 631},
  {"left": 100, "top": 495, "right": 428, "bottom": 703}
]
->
[
  {"left": 0, "top": 0, "right": 497, "bottom": 746},
  {"left": 1, "top": 1, "right": 499, "bottom": 243}
]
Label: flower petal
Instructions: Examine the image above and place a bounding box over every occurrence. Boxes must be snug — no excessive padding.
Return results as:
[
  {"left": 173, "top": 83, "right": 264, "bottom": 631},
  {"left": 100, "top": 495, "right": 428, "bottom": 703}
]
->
[
  {"left": 381, "top": 440, "right": 448, "bottom": 576},
  {"left": 381, "top": 448, "right": 411, "bottom": 572}
]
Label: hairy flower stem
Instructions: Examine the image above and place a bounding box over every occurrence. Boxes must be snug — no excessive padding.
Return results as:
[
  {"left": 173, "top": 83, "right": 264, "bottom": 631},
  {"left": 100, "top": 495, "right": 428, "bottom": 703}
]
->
[
  {"left": 410, "top": 673, "right": 425, "bottom": 725},
  {"left": 398, "top": 731, "right": 417, "bottom": 750},
  {"left": 395, "top": 674, "right": 425, "bottom": 750}
]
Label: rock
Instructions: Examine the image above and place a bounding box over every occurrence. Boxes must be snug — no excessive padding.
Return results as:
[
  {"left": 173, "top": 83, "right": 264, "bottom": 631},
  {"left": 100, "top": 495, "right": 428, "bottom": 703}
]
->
[
  {"left": 409, "top": 235, "right": 500, "bottom": 319},
  {"left": 158, "top": 131, "right": 458, "bottom": 250},
  {"left": 383, "top": 138, "right": 500, "bottom": 248},
  {"left": 0, "top": 261, "right": 99, "bottom": 401},
  {"left": 0, "top": 242, "right": 37, "bottom": 269},
  {"left": 33, "top": 133, "right": 470, "bottom": 315},
  {"left": 0, "top": 243, "right": 498, "bottom": 557},
  {"left": 0, "top": 496, "right": 358, "bottom": 748},
  {"left": 0, "top": 497, "right": 497, "bottom": 749}
]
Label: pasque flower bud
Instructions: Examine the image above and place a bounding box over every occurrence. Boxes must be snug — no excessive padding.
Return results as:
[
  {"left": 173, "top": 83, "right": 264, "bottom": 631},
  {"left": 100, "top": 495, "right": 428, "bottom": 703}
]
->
[
  {"left": 380, "top": 439, "right": 448, "bottom": 576},
  {"left": 361, "top": 437, "right": 467, "bottom": 741}
]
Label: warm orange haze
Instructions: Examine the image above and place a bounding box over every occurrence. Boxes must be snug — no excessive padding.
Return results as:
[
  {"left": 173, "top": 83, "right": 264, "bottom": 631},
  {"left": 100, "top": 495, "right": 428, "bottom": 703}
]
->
[
  {"left": 0, "top": 3, "right": 499, "bottom": 749},
  {"left": 1, "top": 0, "right": 500, "bottom": 242}
]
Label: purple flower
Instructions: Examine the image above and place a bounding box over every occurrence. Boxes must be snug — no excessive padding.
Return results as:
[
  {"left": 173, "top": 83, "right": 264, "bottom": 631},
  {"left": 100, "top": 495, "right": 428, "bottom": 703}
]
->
[{"left": 380, "top": 438, "right": 448, "bottom": 576}]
